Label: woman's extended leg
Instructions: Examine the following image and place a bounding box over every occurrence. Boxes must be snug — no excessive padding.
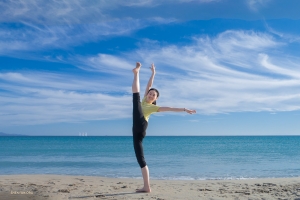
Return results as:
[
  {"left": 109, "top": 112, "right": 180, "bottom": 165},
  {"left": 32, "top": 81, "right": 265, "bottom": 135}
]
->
[{"left": 132, "top": 62, "right": 151, "bottom": 193}]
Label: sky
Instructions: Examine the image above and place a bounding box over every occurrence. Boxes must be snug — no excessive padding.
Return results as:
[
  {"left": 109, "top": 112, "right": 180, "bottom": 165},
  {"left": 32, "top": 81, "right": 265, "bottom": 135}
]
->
[{"left": 1, "top": 0, "right": 300, "bottom": 136}]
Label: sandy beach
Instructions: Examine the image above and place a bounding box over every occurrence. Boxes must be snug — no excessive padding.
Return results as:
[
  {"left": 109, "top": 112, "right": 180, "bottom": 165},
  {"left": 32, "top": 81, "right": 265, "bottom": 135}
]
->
[{"left": 0, "top": 175, "right": 300, "bottom": 200}]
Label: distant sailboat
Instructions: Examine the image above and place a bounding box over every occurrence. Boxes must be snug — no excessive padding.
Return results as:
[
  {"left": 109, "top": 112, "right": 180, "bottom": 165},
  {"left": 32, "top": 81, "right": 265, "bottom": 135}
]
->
[{"left": 79, "top": 132, "right": 88, "bottom": 136}]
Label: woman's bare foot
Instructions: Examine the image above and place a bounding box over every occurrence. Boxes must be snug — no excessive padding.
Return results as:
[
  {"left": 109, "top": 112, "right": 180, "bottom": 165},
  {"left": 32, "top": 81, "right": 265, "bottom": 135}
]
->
[
  {"left": 136, "top": 187, "right": 151, "bottom": 193},
  {"left": 132, "top": 62, "right": 142, "bottom": 74}
]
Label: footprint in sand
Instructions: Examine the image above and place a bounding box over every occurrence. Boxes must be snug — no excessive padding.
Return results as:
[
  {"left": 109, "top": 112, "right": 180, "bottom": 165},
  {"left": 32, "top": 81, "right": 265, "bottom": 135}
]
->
[{"left": 58, "top": 189, "right": 70, "bottom": 193}]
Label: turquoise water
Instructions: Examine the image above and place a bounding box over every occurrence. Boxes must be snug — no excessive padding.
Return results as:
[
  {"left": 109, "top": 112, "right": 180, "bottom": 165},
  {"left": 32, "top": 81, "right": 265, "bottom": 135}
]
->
[{"left": 1, "top": 136, "right": 300, "bottom": 180}]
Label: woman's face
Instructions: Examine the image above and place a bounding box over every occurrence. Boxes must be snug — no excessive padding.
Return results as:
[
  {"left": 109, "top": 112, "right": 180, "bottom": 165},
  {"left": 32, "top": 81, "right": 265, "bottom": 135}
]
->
[{"left": 146, "top": 90, "right": 158, "bottom": 103}]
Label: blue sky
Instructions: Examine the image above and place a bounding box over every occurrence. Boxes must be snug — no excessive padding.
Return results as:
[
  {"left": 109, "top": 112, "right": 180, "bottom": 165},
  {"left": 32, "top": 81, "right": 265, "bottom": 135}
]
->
[{"left": 1, "top": 0, "right": 300, "bottom": 136}]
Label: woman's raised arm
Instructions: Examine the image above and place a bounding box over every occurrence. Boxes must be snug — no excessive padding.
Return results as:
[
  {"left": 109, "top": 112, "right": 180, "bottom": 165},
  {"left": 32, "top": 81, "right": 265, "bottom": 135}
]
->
[
  {"left": 158, "top": 107, "right": 196, "bottom": 114},
  {"left": 144, "top": 63, "right": 156, "bottom": 98}
]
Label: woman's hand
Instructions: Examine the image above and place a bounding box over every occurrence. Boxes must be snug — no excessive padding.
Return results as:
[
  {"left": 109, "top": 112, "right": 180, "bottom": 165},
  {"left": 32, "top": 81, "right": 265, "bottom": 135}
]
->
[
  {"left": 184, "top": 108, "right": 196, "bottom": 114},
  {"left": 136, "top": 62, "right": 142, "bottom": 68},
  {"left": 150, "top": 63, "right": 156, "bottom": 74}
]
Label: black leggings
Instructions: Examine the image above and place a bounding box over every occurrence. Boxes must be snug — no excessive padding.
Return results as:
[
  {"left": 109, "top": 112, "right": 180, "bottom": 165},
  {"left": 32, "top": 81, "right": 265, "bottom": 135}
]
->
[{"left": 132, "top": 93, "right": 148, "bottom": 168}]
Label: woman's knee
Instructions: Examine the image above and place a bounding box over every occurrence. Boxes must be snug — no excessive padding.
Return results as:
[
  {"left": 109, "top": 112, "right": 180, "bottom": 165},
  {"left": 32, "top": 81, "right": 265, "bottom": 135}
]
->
[
  {"left": 135, "top": 152, "right": 146, "bottom": 168},
  {"left": 138, "top": 160, "right": 146, "bottom": 168}
]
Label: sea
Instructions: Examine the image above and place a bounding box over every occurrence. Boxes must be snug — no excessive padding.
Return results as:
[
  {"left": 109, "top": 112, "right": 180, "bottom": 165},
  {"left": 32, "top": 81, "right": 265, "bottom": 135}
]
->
[{"left": 1, "top": 136, "right": 300, "bottom": 180}]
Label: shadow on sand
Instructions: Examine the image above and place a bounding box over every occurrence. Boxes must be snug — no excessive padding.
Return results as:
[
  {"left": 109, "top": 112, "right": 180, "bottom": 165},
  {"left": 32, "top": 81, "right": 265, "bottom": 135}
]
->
[{"left": 68, "top": 192, "right": 141, "bottom": 199}]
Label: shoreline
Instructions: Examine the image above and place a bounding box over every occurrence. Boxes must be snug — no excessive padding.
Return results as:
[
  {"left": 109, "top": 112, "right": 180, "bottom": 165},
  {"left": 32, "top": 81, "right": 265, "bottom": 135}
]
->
[{"left": 1, "top": 175, "right": 300, "bottom": 200}]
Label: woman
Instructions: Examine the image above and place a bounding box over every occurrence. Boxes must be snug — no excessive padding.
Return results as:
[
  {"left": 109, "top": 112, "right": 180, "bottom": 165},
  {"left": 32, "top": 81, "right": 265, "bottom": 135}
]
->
[{"left": 132, "top": 62, "right": 196, "bottom": 193}]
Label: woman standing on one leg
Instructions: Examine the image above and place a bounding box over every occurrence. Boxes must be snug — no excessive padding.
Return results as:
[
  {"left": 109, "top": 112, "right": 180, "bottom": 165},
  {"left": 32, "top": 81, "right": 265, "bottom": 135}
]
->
[{"left": 132, "top": 62, "right": 196, "bottom": 193}]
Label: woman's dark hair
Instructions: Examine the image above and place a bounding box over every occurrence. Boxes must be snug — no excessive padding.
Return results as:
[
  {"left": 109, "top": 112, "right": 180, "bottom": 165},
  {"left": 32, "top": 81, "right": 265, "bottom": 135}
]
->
[{"left": 148, "top": 88, "right": 159, "bottom": 105}]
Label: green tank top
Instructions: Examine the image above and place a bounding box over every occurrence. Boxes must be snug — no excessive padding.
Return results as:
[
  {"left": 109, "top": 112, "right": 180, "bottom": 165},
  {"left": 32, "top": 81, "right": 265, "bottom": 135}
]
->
[{"left": 141, "top": 96, "right": 160, "bottom": 121}]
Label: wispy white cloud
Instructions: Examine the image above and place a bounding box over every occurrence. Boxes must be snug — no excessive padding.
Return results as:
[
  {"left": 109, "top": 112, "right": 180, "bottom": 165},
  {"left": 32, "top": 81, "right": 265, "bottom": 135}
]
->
[
  {"left": 0, "top": 71, "right": 131, "bottom": 125},
  {"left": 0, "top": 0, "right": 181, "bottom": 56},
  {"left": 0, "top": 0, "right": 107, "bottom": 25},
  {"left": 247, "top": 0, "right": 271, "bottom": 11},
  {"left": 76, "top": 54, "right": 134, "bottom": 75},
  {"left": 2, "top": 30, "right": 300, "bottom": 125},
  {"left": 124, "top": 0, "right": 220, "bottom": 6},
  {"left": 77, "top": 30, "right": 300, "bottom": 115},
  {"left": 260, "top": 54, "right": 300, "bottom": 79},
  {"left": 151, "top": 32, "right": 300, "bottom": 113},
  {"left": 0, "top": 18, "right": 165, "bottom": 55},
  {"left": 0, "top": 0, "right": 212, "bottom": 25},
  {"left": 3, "top": 0, "right": 300, "bottom": 128},
  {"left": 264, "top": 21, "right": 300, "bottom": 44}
]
